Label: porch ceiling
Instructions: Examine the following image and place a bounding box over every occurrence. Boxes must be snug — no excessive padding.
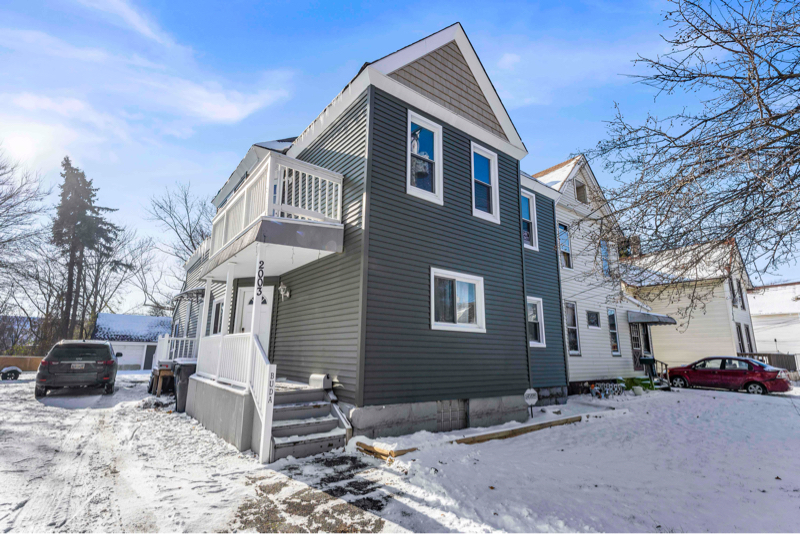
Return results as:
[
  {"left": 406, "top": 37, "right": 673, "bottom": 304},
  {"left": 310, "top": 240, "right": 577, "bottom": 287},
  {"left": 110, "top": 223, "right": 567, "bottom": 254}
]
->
[{"left": 199, "top": 216, "right": 343, "bottom": 281}]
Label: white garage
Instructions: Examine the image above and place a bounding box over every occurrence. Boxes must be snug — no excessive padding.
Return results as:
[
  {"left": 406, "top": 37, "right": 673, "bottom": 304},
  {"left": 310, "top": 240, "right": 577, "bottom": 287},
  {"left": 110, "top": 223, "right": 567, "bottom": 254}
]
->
[{"left": 91, "top": 313, "right": 172, "bottom": 370}]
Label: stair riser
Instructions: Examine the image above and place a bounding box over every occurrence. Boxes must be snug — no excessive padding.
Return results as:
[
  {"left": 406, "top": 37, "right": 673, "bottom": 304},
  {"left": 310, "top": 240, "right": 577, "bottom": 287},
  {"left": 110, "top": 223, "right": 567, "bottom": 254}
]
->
[
  {"left": 272, "top": 404, "right": 331, "bottom": 421},
  {"left": 272, "top": 418, "right": 339, "bottom": 438},
  {"left": 272, "top": 435, "right": 346, "bottom": 461},
  {"left": 275, "top": 389, "right": 326, "bottom": 405}
]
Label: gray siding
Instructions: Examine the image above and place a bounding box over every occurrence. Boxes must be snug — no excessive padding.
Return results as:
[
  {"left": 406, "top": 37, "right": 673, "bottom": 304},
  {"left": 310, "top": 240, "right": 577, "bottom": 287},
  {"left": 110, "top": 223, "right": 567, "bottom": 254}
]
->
[
  {"left": 523, "top": 192, "right": 568, "bottom": 388},
  {"left": 270, "top": 90, "right": 369, "bottom": 405},
  {"left": 362, "top": 89, "right": 529, "bottom": 405}
]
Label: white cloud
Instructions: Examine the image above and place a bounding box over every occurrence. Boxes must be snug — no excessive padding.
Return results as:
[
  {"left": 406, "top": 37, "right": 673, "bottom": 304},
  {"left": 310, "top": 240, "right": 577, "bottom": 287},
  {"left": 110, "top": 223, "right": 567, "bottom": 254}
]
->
[
  {"left": 498, "top": 53, "right": 521, "bottom": 70},
  {"left": 75, "top": 0, "right": 172, "bottom": 46},
  {"left": 0, "top": 29, "right": 108, "bottom": 62},
  {"left": 9, "top": 93, "right": 129, "bottom": 139}
]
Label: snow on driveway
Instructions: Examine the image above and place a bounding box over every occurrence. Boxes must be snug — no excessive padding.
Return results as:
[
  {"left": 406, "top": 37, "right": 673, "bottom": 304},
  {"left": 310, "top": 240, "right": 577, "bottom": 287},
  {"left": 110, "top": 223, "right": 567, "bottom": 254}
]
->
[{"left": 2, "top": 372, "right": 799, "bottom": 533}]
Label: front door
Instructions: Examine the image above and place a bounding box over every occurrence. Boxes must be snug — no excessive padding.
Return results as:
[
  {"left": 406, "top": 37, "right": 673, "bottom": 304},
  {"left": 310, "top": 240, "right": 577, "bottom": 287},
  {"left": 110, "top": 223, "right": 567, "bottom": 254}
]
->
[
  {"left": 630, "top": 324, "right": 644, "bottom": 371},
  {"left": 234, "top": 287, "right": 273, "bottom": 347}
]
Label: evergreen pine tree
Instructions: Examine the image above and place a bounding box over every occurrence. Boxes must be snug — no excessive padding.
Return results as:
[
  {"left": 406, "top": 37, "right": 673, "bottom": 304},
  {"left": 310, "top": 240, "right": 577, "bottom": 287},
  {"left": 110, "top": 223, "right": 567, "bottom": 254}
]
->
[{"left": 51, "top": 156, "right": 118, "bottom": 339}]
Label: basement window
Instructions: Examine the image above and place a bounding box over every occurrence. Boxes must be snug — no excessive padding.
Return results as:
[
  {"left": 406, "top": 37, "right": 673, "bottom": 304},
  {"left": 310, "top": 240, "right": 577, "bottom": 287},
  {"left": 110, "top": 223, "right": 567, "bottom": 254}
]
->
[
  {"left": 431, "top": 268, "right": 486, "bottom": 333},
  {"left": 437, "top": 399, "right": 468, "bottom": 432},
  {"left": 407, "top": 111, "right": 443, "bottom": 205}
]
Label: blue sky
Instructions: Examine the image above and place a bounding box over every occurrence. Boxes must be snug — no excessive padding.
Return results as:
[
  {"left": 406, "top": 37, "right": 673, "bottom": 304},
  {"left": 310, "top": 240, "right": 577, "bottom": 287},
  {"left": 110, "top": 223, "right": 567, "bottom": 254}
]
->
[{"left": 1, "top": 0, "right": 795, "bottom": 284}]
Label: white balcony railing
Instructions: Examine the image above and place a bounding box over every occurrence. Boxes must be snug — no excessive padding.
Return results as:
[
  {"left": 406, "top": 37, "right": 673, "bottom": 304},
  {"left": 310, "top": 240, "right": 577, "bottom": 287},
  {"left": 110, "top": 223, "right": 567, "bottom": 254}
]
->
[
  {"left": 154, "top": 335, "right": 199, "bottom": 363},
  {"left": 210, "top": 152, "right": 344, "bottom": 256}
]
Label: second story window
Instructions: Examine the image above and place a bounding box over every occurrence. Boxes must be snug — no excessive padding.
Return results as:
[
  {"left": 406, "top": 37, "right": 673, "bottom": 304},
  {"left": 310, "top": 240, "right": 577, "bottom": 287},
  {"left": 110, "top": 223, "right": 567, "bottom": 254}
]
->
[
  {"left": 520, "top": 191, "right": 538, "bottom": 250},
  {"left": 728, "top": 277, "right": 739, "bottom": 308},
  {"left": 558, "top": 223, "right": 572, "bottom": 269},
  {"left": 527, "top": 297, "right": 545, "bottom": 347},
  {"left": 744, "top": 324, "right": 754, "bottom": 352},
  {"left": 565, "top": 301, "right": 581, "bottom": 355},
  {"left": 737, "top": 279, "right": 747, "bottom": 310},
  {"left": 600, "top": 240, "right": 611, "bottom": 277},
  {"left": 471, "top": 142, "right": 500, "bottom": 224},
  {"left": 407, "top": 111, "right": 443, "bottom": 205}
]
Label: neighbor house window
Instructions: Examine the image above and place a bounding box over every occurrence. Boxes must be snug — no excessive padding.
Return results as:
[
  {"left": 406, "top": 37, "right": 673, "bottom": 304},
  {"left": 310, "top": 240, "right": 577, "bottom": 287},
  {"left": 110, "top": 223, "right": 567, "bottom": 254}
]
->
[
  {"left": 211, "top": 300, "right": 224, "bottom": 335},
  {"left": 737, "top": 280, "right": 747, "bottom": 310},
  {"left": 575, "top": 181, "right": 588, "bottom": 204},
  {"left": 608, "top": 308, "right": 620, "bottom": 355},
  {"left": 471, "top": 142, "right": 500, "bottom": 224},
  {"left": 527, "top": 297, "right": 545, "bottom": 347},
  {"left": 744, "top": 324, "right": 754, "bottom": 352},
  {"left": 600, "top": 240, "right": 610, "bottom": 277},
  {"left": 565, "top": 301, "right": 580, "bottom": 355},
  {"left": 521, "top": 191, "right": 538, "bottom": 250},
  {"left": 558, "top": 223, "right": 572, "bottom": 269},
  {"left": 729, "top": 278, "right": 739, "bottom": 308},
  {"left": 407, "top": 111, "right": 443, "bottom": 205},
  {"left": 431, "top": 268, "right": 486, "bottom": 333},
  {"left": 735, "top": 322, "right": 746, "bottom": 353},
  {"left": 587, "top": 311, "right": 600, "bottom": 329}
]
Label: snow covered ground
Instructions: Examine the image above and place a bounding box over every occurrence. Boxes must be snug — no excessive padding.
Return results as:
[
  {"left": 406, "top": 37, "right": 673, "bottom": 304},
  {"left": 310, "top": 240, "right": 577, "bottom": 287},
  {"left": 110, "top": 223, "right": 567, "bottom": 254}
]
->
[{"left": 1, "top": 373, "right": 799, "bottom": 533}]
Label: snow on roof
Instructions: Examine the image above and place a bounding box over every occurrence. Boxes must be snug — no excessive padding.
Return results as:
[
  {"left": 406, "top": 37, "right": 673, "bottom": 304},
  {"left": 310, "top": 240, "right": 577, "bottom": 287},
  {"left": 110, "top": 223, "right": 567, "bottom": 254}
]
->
[
  {"left": 530, "top": 156, "right": 581, "bottom": 190},
  {"left": 92, "top": 313, "right": 171, "bottom": 343},
  {"left": 254, "top": 138, "right": 296, "bottom": 153},
  {"left": 748, "top": 282, "right": 800, "bottom": 316}
]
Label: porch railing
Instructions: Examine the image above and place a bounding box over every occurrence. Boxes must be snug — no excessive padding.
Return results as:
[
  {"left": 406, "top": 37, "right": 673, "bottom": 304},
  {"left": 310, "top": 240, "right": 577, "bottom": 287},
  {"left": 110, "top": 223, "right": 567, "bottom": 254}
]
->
[
  {"left": 154, "top": 334, "right": 199, "bottom": 363},
  {"left": 210, "top": 152, "right": 344, "bottom": 256}
]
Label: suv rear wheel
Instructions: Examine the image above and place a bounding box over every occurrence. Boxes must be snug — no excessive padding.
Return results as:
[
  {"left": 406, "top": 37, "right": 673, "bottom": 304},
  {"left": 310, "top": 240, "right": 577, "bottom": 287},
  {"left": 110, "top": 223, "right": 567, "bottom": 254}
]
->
[
  {"left": 103, "top": 383, "right": 115, "bottom": 395},
  {"left": 34, "top": 386, "right": 46, "bottom": 399}
]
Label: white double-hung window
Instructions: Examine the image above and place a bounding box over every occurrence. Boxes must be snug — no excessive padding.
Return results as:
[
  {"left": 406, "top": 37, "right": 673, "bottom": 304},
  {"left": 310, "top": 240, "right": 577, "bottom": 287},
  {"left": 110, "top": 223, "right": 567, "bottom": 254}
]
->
[
  {"left": 471, "top": 142, "right": 500, "bottom": 224},
  {"left": 407, "top": 111, "right": 443, "bottom": 205},
  {"left": 521, "top": 191, "right": 538, "bottom": 250},
  {"left": 527, "top": 297, "right": 545, "bottom": 347},
  {"left": 431, "top": 268, "right": 486, "bottom": 333}
]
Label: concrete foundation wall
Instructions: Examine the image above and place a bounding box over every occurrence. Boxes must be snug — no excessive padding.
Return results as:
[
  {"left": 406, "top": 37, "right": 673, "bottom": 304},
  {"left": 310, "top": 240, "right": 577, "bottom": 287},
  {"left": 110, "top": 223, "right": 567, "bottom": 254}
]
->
[
  {"left": 342, "top": 394, "right": 529, "bottom": 439},
  {"left": 186, "top": 376, "right": 254, "bottom": 451}
]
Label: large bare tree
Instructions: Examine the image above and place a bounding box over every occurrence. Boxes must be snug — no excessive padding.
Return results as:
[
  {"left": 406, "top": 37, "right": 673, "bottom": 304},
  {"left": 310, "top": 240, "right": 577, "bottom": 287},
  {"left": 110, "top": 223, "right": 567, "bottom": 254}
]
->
[
  {"left": 590, "top": 0, "right": 800, "bottom": 288},
  {"left": 147, "top": 183, "right": 213, "bottom": 265}
]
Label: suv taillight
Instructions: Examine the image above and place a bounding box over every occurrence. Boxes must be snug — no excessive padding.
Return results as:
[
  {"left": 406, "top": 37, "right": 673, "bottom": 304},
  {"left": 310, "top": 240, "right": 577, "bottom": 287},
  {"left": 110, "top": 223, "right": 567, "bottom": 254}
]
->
[
  {"left": 39, "top": 360, "right": 50, "bottom": 368},
  {"left": 96, "top": 360, "right": 115, "bottom": 366}
]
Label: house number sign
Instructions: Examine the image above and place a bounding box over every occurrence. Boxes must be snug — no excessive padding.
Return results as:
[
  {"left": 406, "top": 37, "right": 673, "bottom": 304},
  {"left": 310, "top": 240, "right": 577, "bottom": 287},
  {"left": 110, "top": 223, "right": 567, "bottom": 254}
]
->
[{"left": 256, "top": 260, "right": 264, "bottom": 297}]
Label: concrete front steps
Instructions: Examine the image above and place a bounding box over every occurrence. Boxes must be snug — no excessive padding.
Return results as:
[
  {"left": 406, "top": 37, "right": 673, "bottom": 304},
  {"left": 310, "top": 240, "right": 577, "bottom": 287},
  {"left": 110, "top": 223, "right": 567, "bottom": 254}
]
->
[{"left": 270, "top": 386, "right": 347, "bottom": 461}]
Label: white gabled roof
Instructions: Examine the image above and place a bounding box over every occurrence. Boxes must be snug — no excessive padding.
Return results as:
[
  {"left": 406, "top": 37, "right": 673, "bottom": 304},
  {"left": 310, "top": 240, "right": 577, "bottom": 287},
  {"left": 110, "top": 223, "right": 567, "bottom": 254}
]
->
[{"left": 531, "top": 156, "right": 582, "bottom": 191}]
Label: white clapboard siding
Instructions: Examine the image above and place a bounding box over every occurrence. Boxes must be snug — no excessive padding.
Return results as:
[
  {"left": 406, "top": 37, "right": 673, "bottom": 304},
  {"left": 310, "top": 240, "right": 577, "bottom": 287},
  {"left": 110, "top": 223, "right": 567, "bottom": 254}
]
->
[
  {"left": 751, "top": 314, "right": 800, "bottom": 355},
  {"left": 639, "top": 281, "right": 739, "bottom": 367},
  {"left": 557, "top": 166, "right": 643, "bottom": 382}
]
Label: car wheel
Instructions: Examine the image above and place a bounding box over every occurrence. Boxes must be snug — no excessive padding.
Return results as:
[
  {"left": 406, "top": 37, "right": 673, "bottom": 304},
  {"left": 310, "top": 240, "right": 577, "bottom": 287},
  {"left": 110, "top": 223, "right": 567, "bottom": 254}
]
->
[
  {"left": 671, "top": 376, "right": 688, "bottom": 388},
  {"left": 104, "top": 383, "right": 115, "bottom": 395},
  {"left": 34, "top": 386, "right": 46, "bottom": 399},
  {"left": 746, "top": 382, "right": 766, "bottom": 395},
  {"left": 10, "top": 371, "right": 19, "bottom": 380},
  {"left": 0, "top": 372, "right": 7, "bottom": 380}
]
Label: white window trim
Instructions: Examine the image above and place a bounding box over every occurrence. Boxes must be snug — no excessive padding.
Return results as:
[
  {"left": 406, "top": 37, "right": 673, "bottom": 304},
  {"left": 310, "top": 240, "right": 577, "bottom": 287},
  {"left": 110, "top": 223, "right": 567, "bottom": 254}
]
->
[
  {"left": 521, "top": 190, "right": 538, "bottom": 251},
  {"left": 526, "top": 296, "right": 546, "bottom": 348},
  {"left": 586, "top": 310, "right": 601, "bottom": 330},
  {"left": 558, "top": 222, "right": 573, "bottom": 271},
  {"left": 565, "top": 301, "right": 581, "bottom": 355},
  {"left": 407, "top": 111, "right": 443, "bottom": 206},
  {"left": 430, "top": 267, "right": 486, "bottom": 333},
  {"left": 471, "top": 142, "right": 500, "bottom": 224},
  {"left": 608, "top": 308, "right": 621, "bottom": 356}
]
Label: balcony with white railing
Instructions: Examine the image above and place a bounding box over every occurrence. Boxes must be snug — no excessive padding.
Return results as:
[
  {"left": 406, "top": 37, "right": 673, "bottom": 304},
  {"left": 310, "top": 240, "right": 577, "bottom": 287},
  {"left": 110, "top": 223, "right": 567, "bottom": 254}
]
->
[{"left": 203, "top": 151, "right": 345, "bottom": 281}]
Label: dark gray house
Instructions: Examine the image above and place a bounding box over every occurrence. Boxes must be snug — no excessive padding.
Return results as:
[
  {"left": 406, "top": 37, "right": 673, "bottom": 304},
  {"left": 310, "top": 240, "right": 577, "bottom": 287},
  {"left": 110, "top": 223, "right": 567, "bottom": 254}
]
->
[{"left": 160, "top": 23, "right": 569, "bottom": 462}]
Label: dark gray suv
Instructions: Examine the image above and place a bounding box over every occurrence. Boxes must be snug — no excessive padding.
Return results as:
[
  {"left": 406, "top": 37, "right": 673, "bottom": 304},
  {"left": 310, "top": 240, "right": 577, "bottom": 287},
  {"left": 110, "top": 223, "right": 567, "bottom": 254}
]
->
[{"left": 35, "top": 341, "right": 121, "bottom": 398}]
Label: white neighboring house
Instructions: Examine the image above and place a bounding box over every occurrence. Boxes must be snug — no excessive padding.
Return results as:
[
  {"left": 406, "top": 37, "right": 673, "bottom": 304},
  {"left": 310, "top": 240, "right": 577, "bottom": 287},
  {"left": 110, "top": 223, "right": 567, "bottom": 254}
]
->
[
  {"left": 91, "top": 313, "right": 172, "bottom": 370},
  {"left": 530, "top": 155, "right": 674, "bottom": 386},
  {"left": 624, "top": 240, "right": 757, "bottom": 367},
  {"left": 747, "top": 282, "right": 800, "bottom": 370}
]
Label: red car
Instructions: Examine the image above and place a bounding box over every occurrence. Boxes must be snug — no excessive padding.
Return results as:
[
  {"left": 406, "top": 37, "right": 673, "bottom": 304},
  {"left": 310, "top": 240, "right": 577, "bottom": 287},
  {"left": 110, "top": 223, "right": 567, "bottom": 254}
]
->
[{"left": 669, "top": 357, "right": 792, "bottom": 395}]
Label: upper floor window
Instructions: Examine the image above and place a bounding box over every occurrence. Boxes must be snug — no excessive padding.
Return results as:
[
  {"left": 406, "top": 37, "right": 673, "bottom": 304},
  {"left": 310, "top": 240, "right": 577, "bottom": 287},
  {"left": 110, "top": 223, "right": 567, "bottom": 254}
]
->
[
  {"left": 735, "top": 322, "right": 746, "bottom": 353},
  {"left": 600, "top": 240, "right": 611, "bottom": 277},
  {"left": 527, "top": 297, "right": 545, "bottom": 347},
  {"left": 587, "top": 311, "right": 600, "bottom": 329},
  {"left": 407, "top": 111, "right": 443, "bottom": 205},
  {"left": 431, "top": 268, "right": 486, "bottom": 333},
  {"left": 737, "top": 279, "right": 747, "bottom": 310},
  {"left": 575, "top": 181, "right": 588, "bottom": 204},
  {"left": 471, "top": 142, "right": 500, "bottom": 224},
  {"left": 558, "top": 223, "right": 572, "bottom": 269},
  {"left": 728, "top": 277, "right": 739, "bottom": 308},
  {"left": 520, "top": 191, "right": 538, "bottom": 250}
]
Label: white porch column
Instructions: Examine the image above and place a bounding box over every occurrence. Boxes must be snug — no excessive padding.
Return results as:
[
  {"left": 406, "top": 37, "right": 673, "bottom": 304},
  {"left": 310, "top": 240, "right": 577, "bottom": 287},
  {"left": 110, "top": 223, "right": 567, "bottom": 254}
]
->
[
  {"left": 216, "top": 264, "right": 236, "bottom": 379},
  {"left": 247, "top": 244, "right": 266, "bottom": 386},
  {"left": 196, "top": 278, "right": 213, "bottom": 358}
]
